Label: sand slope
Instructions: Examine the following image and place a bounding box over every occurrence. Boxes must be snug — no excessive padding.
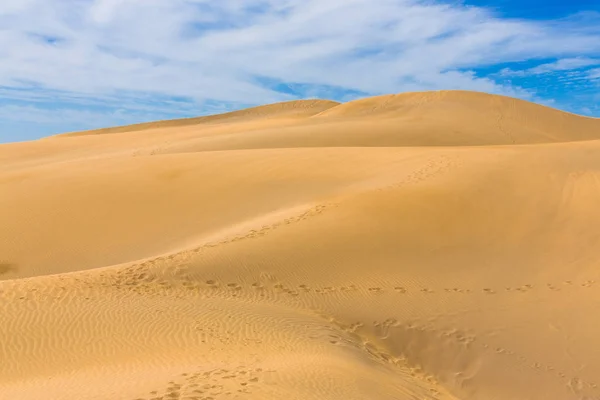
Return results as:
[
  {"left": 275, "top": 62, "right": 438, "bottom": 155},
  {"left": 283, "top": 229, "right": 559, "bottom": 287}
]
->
[{"left": 2, "top": 90, "right": 600, "bottom": 400}]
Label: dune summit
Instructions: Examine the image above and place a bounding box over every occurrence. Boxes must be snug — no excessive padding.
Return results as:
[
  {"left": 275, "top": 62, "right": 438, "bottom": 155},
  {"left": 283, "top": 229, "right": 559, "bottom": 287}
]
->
[{"left": 2, "top": 90, "right": 600, "bottom": 400}]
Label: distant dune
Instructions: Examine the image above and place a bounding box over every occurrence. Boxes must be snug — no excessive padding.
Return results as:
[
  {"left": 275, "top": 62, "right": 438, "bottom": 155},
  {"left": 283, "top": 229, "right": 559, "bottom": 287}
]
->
[
  {"left": 2, "top": 91, "right": 600, "bottom": 400},
  {"left": 54, "top": 99, "right": 341, "bottom": 137},
  {"left": 51, "top": 90, "right": 600, "bottom": 146}
]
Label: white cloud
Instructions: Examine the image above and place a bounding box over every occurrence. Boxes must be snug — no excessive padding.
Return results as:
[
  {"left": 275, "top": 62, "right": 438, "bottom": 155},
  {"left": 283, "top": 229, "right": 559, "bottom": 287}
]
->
[
  {"left": 500, "top": 57, "right": 600, "bottom": 77},
  {"left": 0, "top": 0, "right": 599, "bottom": 131},
  {"left": 588, "top": 68, "right": 600, "bottom": 80},
  {"left": 530, "top": 58, "right": 600, "bottom": 74},
  {"left": 0, "top": 104, "right": 134, "bottom": 126}
]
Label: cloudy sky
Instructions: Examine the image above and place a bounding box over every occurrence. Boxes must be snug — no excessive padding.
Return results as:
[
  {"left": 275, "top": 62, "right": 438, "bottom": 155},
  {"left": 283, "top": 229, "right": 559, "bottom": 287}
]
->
[{"left": 1, "top": 0, "right": 599, "bottom": 142}]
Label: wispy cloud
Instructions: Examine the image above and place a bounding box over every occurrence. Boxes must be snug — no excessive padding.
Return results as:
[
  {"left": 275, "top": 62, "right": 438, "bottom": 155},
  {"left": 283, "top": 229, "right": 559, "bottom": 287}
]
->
[
  {"left": 0, "top": 0, "right": 599, "bottom": 140},
  {"left": 588, "top": 68, "right": 600, "bottom": 80},
  {"left": 499, "top": 58, "right": 600, "bottom": 77}
]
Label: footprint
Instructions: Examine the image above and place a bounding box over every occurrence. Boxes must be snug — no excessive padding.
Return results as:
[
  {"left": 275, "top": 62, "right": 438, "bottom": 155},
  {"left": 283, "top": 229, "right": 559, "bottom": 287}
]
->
[{"left": 346, "top": 322, "right": 364, "bottom": 332}]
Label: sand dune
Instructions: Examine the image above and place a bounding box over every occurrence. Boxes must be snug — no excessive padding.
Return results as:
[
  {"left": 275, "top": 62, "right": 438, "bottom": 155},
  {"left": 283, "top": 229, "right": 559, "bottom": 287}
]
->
[
  {"left": 2, "top": 90, "right": 600, "bottom": 399},
  {"left": 54, "top": 100, "right": 341, "bottom": 137}
]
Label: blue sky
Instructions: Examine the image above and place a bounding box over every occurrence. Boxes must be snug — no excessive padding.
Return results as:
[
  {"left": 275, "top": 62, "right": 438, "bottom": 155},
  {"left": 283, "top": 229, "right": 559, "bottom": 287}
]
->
[{"left": 0, "top": 0, "right": 599, "bottom": 143}]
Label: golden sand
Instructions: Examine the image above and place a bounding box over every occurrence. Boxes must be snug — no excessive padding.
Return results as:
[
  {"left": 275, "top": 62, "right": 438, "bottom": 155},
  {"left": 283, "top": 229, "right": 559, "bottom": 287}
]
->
[{"left": 2, "top": 90, "right": 600, "bottom": 399}]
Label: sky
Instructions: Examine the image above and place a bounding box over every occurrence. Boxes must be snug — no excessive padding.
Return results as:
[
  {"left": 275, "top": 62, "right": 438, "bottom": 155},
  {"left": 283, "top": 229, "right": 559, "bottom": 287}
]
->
[{"left": 0, "top": 0, "right": 599, "bottom": 143}]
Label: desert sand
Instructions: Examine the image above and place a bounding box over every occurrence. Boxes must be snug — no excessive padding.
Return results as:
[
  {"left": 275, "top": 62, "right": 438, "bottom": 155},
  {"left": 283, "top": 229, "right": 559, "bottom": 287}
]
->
[{"left": 1, "top": 90, "right": 600, "bottom": 399}]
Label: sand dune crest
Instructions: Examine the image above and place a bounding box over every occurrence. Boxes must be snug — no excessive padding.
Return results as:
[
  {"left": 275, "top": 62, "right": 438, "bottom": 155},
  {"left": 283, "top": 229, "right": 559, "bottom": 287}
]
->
[{"left": 54, "top": 99, "right": 340, "bottom": 137}]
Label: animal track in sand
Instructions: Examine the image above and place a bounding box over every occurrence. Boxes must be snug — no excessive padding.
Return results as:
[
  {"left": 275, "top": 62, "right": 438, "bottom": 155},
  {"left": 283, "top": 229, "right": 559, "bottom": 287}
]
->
[
  {"left": 91, "top": 238, "right": 599, "bottom": 305},
  {"left": 477, "top": 338, "right": 600, "bottom": 397},
  {"left": 117, "top": 157, "right": 461, "bottom": 281},
  {"left": 17, "top": 266, "right": 594, "bottom": 305},
  {"left": 133, "top": 365, "right": 272, "bottom": 400},
  {"left": 126, "top": 202, "right": 341, "bottom": 273},
  {"left": 319, "top": 311, "right": 600, "bottom": 399},
  {"left": 24, "top": 263, "right": 597, "bottom": 398},
  {"left": 375, "top": 155, "right": 460, "bottom": 193},
  {"left": 308, "top": 314, "right": 464, "bottom": 396},
  {"left": 18, "top": 268, "right": 596, "bottom": 399}
]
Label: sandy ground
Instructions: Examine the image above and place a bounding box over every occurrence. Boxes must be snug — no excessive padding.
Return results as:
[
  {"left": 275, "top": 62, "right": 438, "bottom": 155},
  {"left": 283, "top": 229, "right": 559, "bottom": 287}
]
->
[{"left": 2, "top": 90, "right": 600, "bottom": 400}]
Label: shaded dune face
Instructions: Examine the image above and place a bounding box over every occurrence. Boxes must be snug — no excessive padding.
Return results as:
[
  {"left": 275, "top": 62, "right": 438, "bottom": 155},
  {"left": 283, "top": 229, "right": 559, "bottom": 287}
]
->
[{"left": 1, "top": 91, "right": 600, "bottom": 400}]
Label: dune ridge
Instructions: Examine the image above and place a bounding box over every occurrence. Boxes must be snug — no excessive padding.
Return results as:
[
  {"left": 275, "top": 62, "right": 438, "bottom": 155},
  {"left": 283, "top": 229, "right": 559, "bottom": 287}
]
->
[
  {"left": 53, "top": 99, "right": 341, "bottom": 137},
  {"left": 2, "top": 90, "right": 600, "bottom": 400},
  {"left": 51, "top": 90, "right": 600, "bottom": 146}
]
